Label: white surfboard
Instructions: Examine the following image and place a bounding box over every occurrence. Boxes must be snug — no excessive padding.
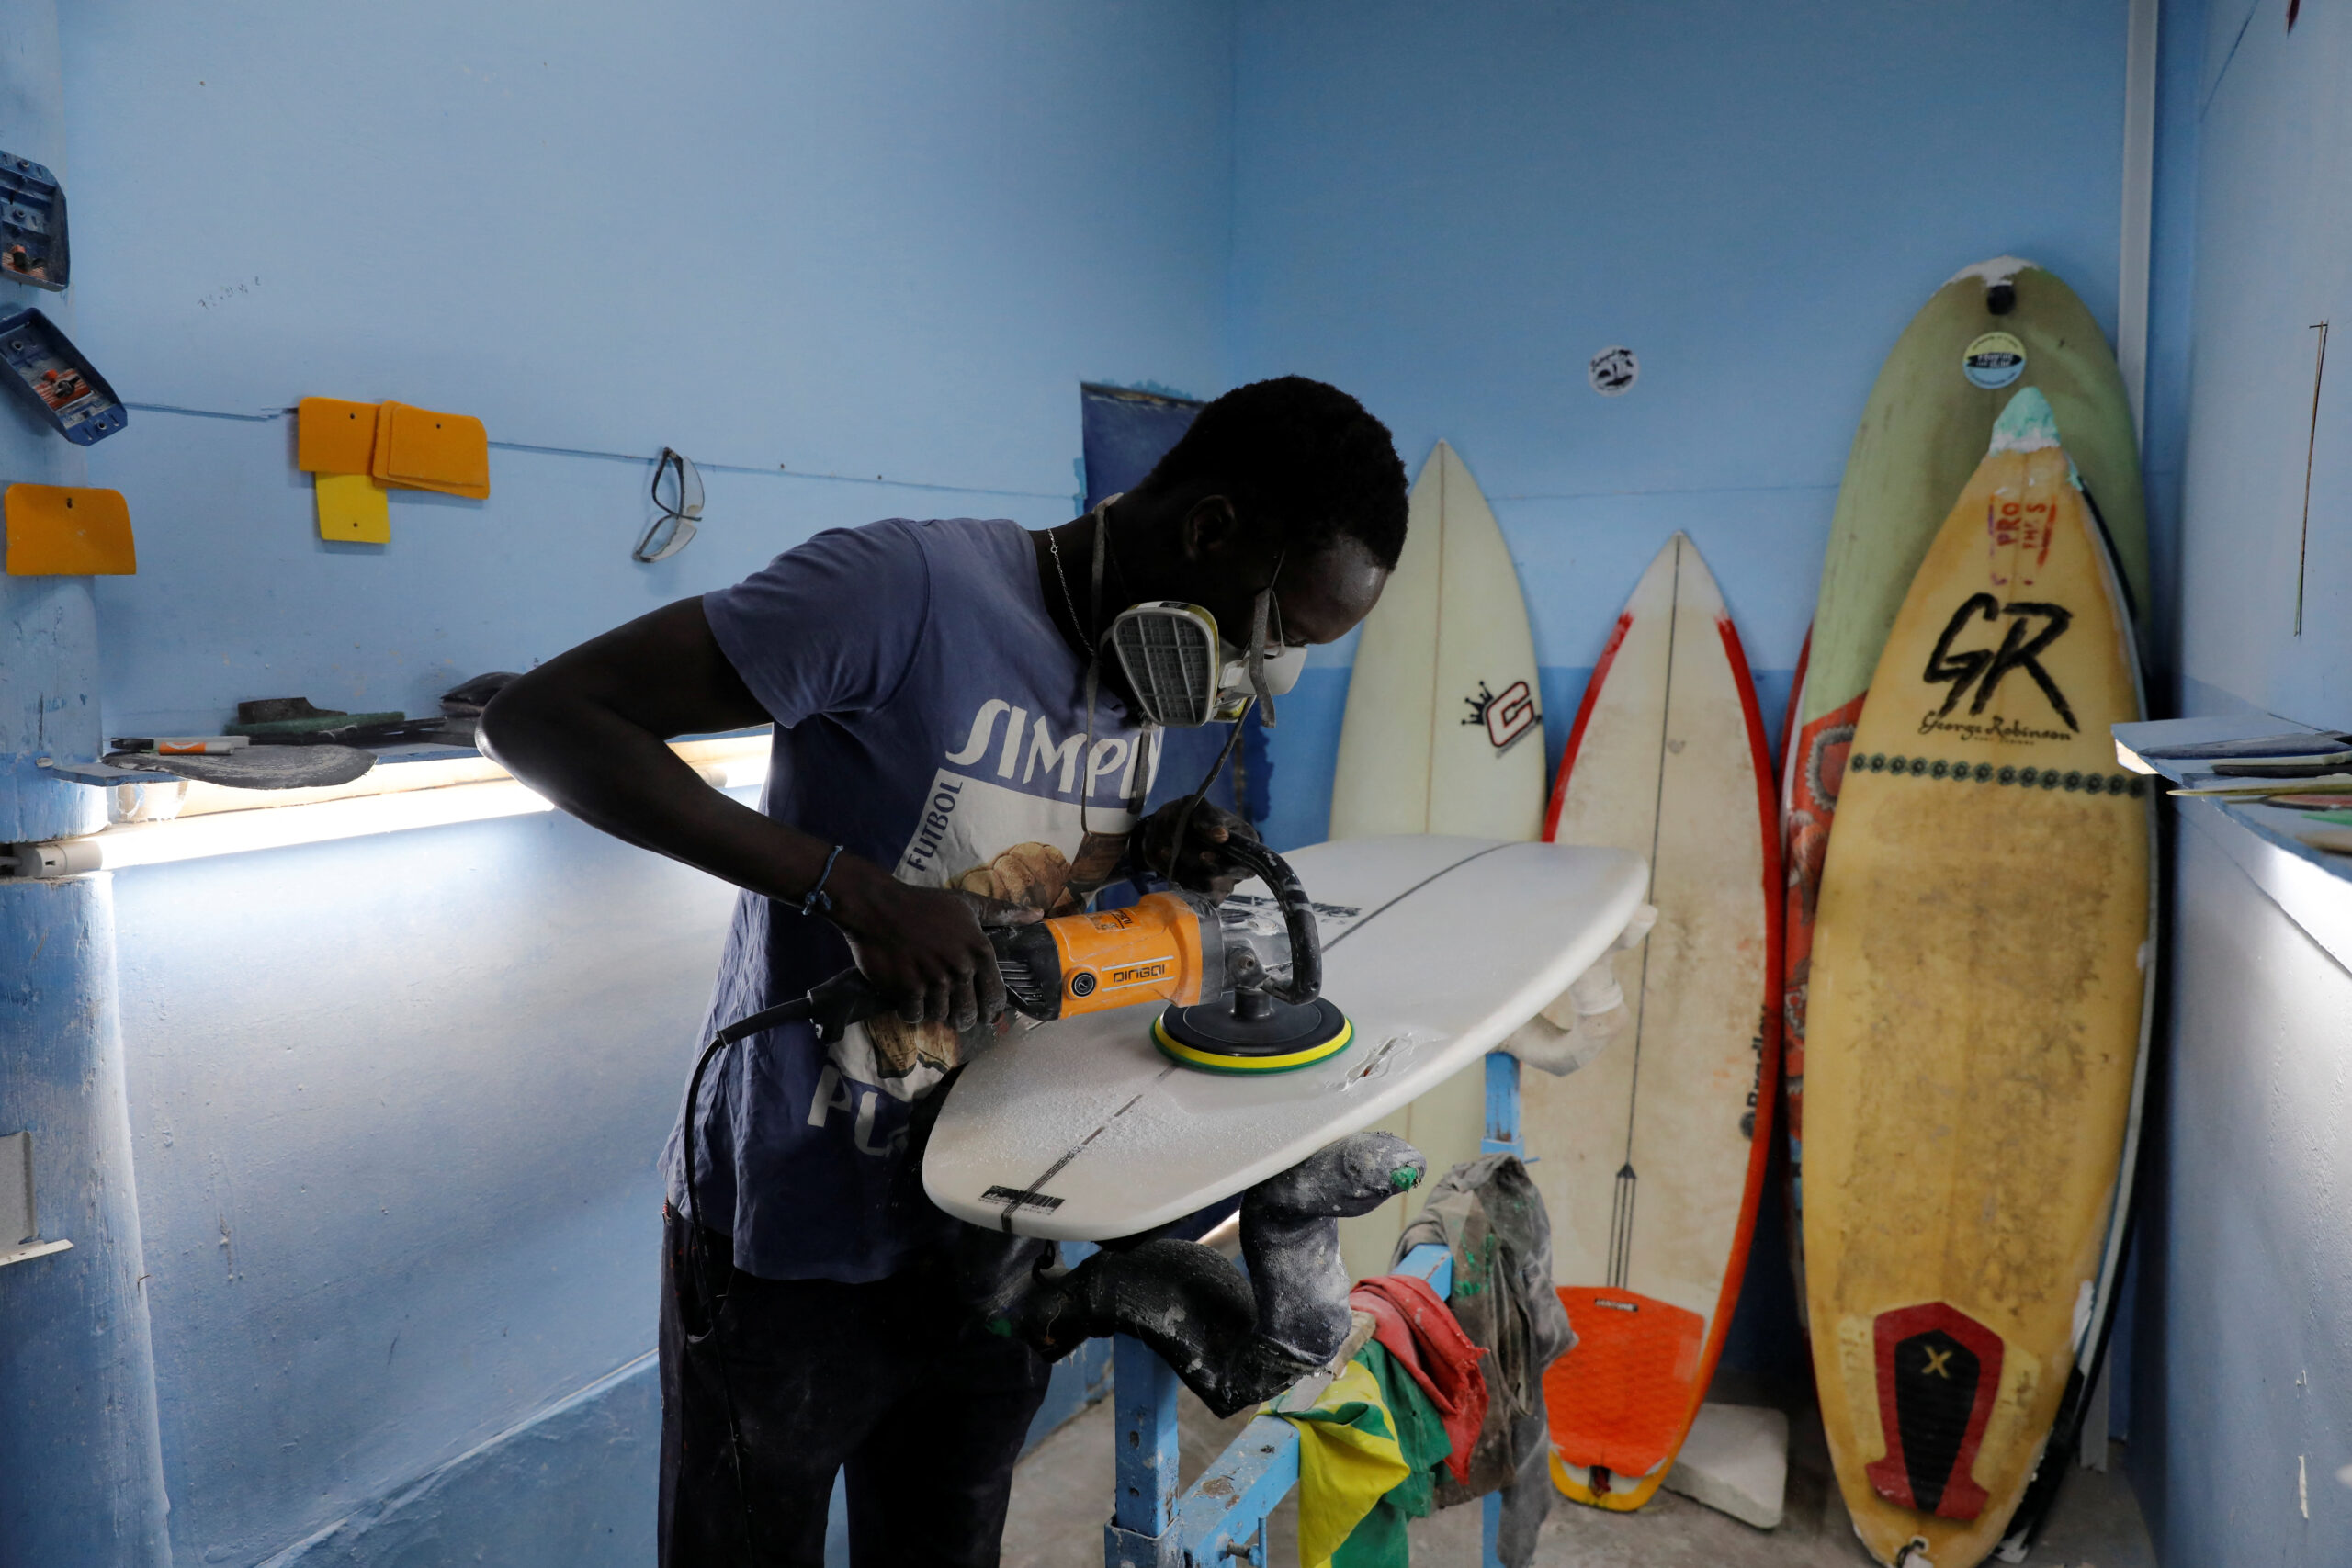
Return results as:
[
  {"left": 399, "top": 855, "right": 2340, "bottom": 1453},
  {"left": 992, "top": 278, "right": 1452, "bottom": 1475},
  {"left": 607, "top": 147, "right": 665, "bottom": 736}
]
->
[
  {"left": 923, "top": 836, "right": 1645, "bottom": 1241},
  {"left": 1528, "top": 533, "right": 1781, "bottom": 1511},
  {"left": 1329, "top": 443, "right": 1549, "bottom": 1276}
]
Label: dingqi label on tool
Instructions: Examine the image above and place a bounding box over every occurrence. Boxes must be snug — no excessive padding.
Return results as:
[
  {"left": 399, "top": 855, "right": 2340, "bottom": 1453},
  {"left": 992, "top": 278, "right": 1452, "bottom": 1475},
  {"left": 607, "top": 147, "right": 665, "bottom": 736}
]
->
[{"left": 1962, "top": 332, "right": 2027, "bottom": 389}]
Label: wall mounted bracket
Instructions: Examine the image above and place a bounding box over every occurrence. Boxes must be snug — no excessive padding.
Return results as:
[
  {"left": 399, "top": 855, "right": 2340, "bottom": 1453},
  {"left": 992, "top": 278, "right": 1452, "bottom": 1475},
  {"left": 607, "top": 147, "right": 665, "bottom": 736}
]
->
[{"left": 0, "top": 151, "right": 67, "bottom": 291}]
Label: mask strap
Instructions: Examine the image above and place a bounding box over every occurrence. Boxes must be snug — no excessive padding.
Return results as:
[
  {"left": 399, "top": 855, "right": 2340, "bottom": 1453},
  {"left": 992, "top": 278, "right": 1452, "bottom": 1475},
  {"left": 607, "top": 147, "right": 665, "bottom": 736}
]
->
[
  {"left": 1245, "top": 552, "right": 1284, "bottom": 728},
  {"left": 1126, "top": 725, "right": 1159, "bottom": 819},
  {"left": 1077, "top": 496, "right": 1114, "bottom": 841},
  {"left": 1162, "top": 695, "right": 1253, "bottom": 885},
  {"left": 1165, "top": 547, "right": 1279, "bottom": 882}
]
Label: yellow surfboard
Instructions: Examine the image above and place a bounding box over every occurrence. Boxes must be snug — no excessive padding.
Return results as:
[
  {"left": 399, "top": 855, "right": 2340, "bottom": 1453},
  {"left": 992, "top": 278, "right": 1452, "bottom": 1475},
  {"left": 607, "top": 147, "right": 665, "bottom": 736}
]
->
[{"left": 1803, "top": 388, "right": 2152, "bottom": 1568}]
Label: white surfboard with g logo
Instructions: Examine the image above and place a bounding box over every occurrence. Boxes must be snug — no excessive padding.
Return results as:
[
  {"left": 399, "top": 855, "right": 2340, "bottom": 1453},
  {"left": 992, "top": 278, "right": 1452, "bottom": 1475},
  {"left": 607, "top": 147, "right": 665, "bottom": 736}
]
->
[{"left": 1329, "top": 440, "right": 1548, "bottom": 1277}]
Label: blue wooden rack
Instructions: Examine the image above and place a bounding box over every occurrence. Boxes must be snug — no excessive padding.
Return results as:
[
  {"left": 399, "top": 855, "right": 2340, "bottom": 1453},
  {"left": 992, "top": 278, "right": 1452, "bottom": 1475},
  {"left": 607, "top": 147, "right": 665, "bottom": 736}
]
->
[{"left": 1102, "top": 1051, "right": 1525, "bottom": 1567}]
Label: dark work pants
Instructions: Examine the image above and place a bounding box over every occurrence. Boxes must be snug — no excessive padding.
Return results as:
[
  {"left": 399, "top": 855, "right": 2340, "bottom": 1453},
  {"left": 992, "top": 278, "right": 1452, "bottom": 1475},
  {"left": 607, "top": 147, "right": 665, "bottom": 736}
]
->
[{"left": 658, "top": 1205, "right": 1054, "bottom": 1568}]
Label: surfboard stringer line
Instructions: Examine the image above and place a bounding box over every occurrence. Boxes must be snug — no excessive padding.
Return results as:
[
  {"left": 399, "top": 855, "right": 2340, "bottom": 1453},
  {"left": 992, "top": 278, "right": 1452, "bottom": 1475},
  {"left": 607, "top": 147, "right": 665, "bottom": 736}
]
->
[
  {"left": 1543, "top": 537, "right": 1784, "bottom": 1511},
  {"left": 981, "top": 841, "right": 1520, "bottom": 1233}
]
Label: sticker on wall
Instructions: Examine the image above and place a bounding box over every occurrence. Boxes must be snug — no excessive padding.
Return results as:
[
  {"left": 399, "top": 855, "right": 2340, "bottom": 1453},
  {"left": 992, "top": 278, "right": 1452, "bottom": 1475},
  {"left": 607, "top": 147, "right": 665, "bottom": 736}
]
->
[
  {"left": 1962, "top": 332, "right": 2027, "bottom": 389},
  {"left": 1589, "top": 346, "right": 1638, "bottom": 397}
]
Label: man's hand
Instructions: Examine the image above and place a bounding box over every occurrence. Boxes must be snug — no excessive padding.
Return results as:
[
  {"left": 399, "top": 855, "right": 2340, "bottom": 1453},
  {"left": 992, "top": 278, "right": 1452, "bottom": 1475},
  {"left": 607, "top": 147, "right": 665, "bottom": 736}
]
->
[
  {"left": 829, "top": 863, "right": 1038, "bottom": 1030},
  {"left": 477, "top": 598, "right": 1046, "bottom": 1035},
  {"left": 1137, "top": 797, "right": 1262, "bottom": 902}
]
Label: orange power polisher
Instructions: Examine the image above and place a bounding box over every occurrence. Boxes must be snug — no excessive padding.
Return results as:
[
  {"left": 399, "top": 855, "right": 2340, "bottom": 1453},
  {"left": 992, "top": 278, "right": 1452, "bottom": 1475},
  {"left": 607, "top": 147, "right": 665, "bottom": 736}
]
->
[{"left": 712, "top": 837, "right": 1352, "bottom": 1076}]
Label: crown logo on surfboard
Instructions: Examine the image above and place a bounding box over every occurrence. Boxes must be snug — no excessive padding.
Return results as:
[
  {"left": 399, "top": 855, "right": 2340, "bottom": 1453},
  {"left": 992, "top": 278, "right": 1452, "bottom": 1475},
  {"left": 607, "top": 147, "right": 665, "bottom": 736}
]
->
[{"left": 1464, "top": 679, "right": 1540, "bottom": 754}]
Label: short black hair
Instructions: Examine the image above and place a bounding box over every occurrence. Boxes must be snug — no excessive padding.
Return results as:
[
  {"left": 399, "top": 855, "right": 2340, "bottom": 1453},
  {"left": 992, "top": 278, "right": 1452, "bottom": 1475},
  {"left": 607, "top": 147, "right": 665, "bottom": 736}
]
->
[{"left": 1136, "top": 376, "right": 1408, "bottom": 571}]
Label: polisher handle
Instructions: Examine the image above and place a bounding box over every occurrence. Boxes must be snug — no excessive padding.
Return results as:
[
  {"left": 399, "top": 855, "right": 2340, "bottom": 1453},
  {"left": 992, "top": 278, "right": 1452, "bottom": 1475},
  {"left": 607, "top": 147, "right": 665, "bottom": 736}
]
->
[
  {"left": 711, "top": 965, "right": 888, "bottom": 1046},
  {"left": 1219, "top": 837, "right": 1322, "bottom": 1006}
]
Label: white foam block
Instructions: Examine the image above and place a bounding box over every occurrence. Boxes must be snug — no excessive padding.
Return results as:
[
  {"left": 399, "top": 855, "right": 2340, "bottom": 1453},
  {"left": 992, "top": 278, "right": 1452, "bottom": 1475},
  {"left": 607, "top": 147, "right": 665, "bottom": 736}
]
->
[{"left": 1661, "top": 1402, "right": 1788, "bottom": 1529}]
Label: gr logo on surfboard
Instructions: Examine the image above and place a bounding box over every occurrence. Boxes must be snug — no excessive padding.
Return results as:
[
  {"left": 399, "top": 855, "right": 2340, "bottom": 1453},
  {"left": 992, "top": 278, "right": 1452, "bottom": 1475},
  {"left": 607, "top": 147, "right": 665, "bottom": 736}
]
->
[
  {"left": 1918, "top": 594, "right": 2077, "bottom": 738},
  {"left": 1464, "top": 679, "right": 1540, "bottom": 754}
]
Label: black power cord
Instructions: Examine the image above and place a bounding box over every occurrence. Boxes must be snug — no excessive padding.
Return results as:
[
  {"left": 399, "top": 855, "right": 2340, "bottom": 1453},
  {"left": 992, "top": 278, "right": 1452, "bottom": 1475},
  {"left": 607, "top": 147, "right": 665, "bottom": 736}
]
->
[
  {"left": 680, "top": 971, "right": 881, "bottom": 1561},
  {"left": 677, "top": 795, "right": 1283, "bottom": 1555}
]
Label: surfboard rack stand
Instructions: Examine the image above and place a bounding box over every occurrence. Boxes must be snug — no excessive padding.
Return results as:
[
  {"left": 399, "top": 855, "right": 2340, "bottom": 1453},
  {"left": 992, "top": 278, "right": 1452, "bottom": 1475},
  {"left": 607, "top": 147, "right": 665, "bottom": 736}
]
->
[{"left": 1101, "top": 1050, "right": 1525, "bottom": 1568}]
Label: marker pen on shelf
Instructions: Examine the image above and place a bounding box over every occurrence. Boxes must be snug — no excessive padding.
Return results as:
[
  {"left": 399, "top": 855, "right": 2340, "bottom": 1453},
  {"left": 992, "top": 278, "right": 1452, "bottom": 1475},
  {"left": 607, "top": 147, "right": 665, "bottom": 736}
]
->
[{"left": 109, "top": 737, "right": 250, "bottom": 754}]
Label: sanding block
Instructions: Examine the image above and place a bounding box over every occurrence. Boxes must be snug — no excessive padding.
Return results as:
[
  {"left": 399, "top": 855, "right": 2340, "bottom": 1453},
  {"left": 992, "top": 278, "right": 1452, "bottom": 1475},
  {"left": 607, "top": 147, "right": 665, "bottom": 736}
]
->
[{"left": 226, "top": 697, "right": 405, "bottom": 737}]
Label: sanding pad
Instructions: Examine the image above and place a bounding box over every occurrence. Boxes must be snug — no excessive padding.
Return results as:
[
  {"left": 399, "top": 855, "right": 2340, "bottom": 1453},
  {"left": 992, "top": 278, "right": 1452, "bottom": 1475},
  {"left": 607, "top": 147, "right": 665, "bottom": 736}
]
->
[{"left": 1153, "top": 994, "right": 1352, "bottom": 1075}]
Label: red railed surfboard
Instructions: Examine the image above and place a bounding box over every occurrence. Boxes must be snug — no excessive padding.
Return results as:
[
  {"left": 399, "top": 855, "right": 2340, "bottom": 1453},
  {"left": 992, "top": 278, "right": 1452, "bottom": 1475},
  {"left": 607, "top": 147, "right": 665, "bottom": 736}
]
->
[
  {"left": 1777, "top": 624, "right": 1820, "bottom": 1332},
  {"left": 1527, "top": 532, "right": 1781, "bottom": 1511}
]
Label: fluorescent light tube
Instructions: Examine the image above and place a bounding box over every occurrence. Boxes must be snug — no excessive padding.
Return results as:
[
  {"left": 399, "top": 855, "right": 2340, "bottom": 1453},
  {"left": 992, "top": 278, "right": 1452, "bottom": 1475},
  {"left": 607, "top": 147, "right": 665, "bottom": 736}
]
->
[
  {"left": 64, "top": 777, "right": 553, "bottom": 871},
  {"left": 2, "top": 778, "right": 549, "bottom": 874},
  {"left": 2, "top": 739, "right": 770, "bottom": 876},
  {"left": 715, "top": 755, "right": 770, "bottom": 792}
]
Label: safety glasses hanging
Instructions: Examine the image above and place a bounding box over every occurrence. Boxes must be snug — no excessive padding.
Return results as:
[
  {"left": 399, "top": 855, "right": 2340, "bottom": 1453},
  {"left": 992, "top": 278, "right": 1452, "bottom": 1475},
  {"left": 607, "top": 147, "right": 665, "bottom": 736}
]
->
[{"left": 634, "top": 447, "right": 704, "bottom": 563}]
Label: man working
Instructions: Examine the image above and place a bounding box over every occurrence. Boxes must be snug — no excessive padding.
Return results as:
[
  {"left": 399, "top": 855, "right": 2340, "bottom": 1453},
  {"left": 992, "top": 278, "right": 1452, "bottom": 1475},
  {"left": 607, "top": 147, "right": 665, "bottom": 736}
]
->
[{"left": 481, "top": 376, "right": 1408, "bottom": 1566}]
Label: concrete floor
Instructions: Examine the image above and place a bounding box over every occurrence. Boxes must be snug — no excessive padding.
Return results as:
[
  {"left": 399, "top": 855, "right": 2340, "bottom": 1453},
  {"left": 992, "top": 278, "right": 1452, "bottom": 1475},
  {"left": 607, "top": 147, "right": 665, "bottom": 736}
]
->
[{"left": 1001, "top": 1374, "right": 2158, "bottom": 1568}]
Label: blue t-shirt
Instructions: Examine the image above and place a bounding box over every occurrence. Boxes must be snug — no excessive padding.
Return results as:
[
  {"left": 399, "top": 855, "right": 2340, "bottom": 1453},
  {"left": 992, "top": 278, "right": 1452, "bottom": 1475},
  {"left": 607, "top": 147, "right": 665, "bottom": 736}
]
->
[{"left": 663, "top": 517, "right": 1149, "bottom": 1282}]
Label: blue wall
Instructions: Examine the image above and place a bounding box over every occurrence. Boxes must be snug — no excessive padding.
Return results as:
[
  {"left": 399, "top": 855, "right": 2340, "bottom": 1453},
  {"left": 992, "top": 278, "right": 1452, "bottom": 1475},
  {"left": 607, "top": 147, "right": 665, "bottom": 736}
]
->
[
  {"left": 1226, "top": 0, "right": 2137, "bottom": 1386},
  {"left": 2169, "top": 0, "right": 2352, "bottom": 723},
  {"left": 63, "top": 0, "right": 1237, "bottom": 735},
  {"left": 36, "top": 4, "right": 1240, "bottom": 1563},
  {"left": 1230, "top": 0, "right": 2132, "bottom": 860},
  {"left": 0, "top": 3, "right": 172, "bottom": 1563},
  {"left": 35, "top": 3, "right": 2305, "bottom": 1562},
  {"left": 110, "top": 814, "right": 741, "bottom": 1566},
  {"left": 2126, "top": 2, "right": 2352, "bottom": 1562}
]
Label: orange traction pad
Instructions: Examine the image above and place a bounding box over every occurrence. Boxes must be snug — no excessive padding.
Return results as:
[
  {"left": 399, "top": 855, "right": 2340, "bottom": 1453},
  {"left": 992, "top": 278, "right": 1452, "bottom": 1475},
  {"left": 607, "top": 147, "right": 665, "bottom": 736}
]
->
[{"left": 1544, "top": 1286, "right": 1705, "bottom": 1481}]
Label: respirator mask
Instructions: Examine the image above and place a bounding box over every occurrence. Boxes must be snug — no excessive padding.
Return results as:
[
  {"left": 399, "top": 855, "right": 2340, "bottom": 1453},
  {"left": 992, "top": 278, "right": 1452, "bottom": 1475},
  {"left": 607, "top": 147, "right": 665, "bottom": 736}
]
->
[
  {"left": 1063, "top": 496, "right": 1302, "bottom": 875},
  {"left": 1105, "top": 592, "right": 1305, "bottom": 728}
]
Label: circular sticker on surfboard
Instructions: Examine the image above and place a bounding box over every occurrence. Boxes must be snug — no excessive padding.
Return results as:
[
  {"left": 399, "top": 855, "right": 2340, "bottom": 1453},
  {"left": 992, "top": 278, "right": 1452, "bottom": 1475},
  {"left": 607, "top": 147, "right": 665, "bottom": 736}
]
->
[
  {"left": 1589, "top": 346, "right": 1638, "bottom": 396},
  {"left": 1962, "top": 331, "right": 2027, "bottom": 389}
]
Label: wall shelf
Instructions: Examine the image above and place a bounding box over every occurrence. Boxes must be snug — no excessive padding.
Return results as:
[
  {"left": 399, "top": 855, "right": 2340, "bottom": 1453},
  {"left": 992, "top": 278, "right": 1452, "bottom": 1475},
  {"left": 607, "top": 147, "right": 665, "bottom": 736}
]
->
[
  {"left": 5, "top": 731, "right": 771, "bottom": 875},
  {"left": 2115, "top": 716, "right": 2352, "bottom": 973},
  {"left": 0, "top": 1237, "right": 72, "bottom": 1269}
]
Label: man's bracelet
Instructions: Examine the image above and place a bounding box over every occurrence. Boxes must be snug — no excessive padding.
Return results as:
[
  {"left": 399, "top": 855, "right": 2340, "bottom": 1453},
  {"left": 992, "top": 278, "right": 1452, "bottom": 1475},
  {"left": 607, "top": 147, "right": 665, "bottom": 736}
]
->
[{"left": 798, "top": 843, "right": 846, "bottom": 917}]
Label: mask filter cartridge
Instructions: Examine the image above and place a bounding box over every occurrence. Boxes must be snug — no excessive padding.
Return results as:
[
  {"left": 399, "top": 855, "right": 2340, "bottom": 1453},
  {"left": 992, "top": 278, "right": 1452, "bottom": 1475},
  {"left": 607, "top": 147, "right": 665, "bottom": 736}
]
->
[
  {"left": 1108, "top": 599, "right": 1303, "bottom": 728},
  {"left": 1108, "top": 602, "right": 1227, "bottom": 727}
]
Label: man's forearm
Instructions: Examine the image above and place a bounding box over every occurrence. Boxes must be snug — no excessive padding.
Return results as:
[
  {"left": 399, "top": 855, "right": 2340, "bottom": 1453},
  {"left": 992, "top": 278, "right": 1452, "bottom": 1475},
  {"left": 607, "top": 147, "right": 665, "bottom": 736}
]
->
[
  {"left": 480, "top": 665, "right": 895, "bottom": 926},
  {"left": 492, "top": 698, "right": 765, "bottom": 877},
  {"left": 480, "top": 597, "right": 1004, "bottom": 1024}
]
